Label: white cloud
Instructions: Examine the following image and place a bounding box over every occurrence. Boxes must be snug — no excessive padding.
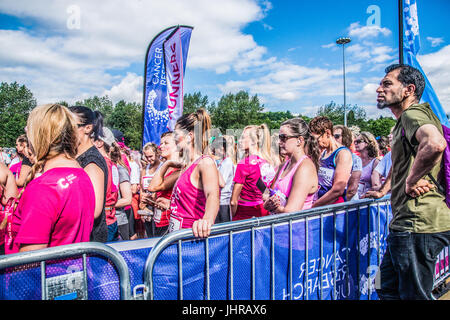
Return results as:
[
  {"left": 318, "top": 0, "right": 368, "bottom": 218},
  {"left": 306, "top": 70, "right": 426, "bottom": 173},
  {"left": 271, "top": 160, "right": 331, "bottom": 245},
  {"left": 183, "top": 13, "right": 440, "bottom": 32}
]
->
[
  {"left": 344, "top": 24, "right": 396, "bottom": 66},
  {"left": 103, "top": 73, "right": 143, "bottom": 104},
  {"left": 322, "top": 43, "right": 336, "bottom": 49},
  {"left": 218, "top": 60, "right": 361, "bottom": 105},
  {"left": 426, "top": 36, "right": 444, "bottom": 48},
  {"left": 348, "top": 22, "right": 392, "bottom": 40},
  {"left": 263, "top": 23, "right": 273, "bottom": 31},
  {"left": 0, "top": 0, "right": 272, "bottom": 103}
]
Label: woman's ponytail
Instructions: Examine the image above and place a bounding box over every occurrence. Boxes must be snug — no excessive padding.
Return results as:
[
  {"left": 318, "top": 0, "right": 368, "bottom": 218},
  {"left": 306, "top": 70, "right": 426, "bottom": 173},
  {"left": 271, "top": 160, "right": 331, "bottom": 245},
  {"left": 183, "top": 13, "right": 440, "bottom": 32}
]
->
[
  {"left": 306, "top": 134, "right": 320, "bottom": 172},
  {"left": 195, "top": 108, "right": 212, "bottom": 154}
]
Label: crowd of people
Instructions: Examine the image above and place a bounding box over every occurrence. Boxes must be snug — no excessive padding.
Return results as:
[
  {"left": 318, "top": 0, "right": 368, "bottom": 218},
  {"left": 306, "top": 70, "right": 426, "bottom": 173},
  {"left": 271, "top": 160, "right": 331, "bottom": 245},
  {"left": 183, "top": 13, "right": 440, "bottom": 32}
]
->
[
  {"left": 0, "top": 103, "right": 394, "bottom": 252},
  {"left": 0, "top": 63, "right": 448, "bottom": 300}
]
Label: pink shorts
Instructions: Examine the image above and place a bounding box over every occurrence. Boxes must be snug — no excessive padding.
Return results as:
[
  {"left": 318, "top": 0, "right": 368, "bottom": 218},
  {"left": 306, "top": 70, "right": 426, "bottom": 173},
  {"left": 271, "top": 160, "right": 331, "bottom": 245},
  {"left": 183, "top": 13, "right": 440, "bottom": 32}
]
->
[{"left": 233, "top": 203, "right": 269, "bottom": 221}]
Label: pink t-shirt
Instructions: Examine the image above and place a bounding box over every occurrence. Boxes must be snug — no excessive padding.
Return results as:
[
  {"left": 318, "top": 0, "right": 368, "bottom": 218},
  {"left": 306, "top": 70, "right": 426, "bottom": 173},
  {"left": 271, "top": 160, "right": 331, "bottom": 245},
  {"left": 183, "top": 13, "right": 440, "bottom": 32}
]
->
[
  {"left": 233, "top": 155, "right": 275, "bottom": 205},
  {"left": 9, "top": 161, "right": 22, "bottom": 180},
  {"left": 9, "top": 167, "right": 95, "bottom": 253}
]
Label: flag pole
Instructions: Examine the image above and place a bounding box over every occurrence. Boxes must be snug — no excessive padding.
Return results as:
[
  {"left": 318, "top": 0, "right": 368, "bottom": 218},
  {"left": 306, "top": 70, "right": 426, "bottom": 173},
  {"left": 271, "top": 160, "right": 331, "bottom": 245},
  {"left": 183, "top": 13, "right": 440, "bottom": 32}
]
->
[{"left": 398, "top": 0, "right": 404, "bottom": 64}]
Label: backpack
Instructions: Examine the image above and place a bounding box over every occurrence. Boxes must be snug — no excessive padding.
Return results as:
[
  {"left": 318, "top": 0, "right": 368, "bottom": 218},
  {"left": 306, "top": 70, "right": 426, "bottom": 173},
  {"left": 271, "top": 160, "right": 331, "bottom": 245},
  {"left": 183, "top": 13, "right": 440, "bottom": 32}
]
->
[{"left": 401, "top": 124, "right": 450, "bottom": 208}]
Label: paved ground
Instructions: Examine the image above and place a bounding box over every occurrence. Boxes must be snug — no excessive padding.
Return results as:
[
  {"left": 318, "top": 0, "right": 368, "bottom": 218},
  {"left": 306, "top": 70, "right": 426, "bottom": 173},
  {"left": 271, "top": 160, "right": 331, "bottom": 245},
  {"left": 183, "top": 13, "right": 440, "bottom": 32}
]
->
[
  {"left": 436, "top": 278, "right": 450, "bottom": 300},
  {"left": 439, "top": 290, "right": 450, "bottom": 300}
]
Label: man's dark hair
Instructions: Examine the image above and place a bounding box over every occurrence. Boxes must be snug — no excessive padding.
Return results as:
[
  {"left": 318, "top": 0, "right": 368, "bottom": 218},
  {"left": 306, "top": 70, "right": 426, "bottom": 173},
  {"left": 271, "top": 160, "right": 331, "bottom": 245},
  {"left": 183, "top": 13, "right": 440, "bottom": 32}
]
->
[{"left": 385, "top": 64, "right": 426, "bottom": 101}]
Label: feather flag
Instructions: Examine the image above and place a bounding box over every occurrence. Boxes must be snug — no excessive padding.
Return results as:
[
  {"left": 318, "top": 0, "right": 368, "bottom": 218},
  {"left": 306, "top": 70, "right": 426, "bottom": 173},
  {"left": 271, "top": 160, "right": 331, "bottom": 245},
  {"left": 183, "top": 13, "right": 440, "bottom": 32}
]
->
[{"left": 142, "top": 26, "right": 193, "bottom": 146}]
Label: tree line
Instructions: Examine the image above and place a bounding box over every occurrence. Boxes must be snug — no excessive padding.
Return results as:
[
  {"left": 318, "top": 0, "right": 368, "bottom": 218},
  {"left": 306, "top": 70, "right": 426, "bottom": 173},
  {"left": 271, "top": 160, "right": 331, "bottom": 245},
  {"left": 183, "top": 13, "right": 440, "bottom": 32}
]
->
[{"left": 0, "top": 81, "right": 398, "bottom": 150}]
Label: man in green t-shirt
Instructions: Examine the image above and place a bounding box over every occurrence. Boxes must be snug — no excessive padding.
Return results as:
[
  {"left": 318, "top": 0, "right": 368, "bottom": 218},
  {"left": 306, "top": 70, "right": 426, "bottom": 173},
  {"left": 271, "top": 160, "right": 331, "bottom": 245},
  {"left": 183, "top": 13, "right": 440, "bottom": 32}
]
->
[{"left": 373, "top": 64, "right": 449, "bottom": 300}]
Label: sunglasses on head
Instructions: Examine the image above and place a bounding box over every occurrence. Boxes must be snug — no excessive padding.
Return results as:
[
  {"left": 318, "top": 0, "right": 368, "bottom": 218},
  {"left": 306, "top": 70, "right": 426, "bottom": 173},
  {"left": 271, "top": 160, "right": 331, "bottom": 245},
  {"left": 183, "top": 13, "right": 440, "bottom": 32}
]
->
[{"left": 278, "top": 134, "right": 299, "bottom": 142}]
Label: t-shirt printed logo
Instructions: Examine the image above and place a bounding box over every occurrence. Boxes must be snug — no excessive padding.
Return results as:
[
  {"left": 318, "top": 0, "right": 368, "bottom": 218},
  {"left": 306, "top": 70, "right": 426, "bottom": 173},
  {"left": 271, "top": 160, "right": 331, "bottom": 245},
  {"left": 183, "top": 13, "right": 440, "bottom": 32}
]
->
[
  {"left": 259, "top": 162, "right": 275, "bottom": 186},
  {"left": 111, "top": 164, "right": 119, "bottom": 191},
  {"left": 57, "top": 174, "right": 77, "bottom": 190}
]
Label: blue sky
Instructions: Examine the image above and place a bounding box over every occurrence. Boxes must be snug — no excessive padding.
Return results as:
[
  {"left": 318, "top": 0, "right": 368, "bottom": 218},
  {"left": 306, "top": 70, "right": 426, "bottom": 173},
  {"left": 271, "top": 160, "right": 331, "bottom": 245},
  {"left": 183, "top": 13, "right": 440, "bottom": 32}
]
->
[{"left": 0, "top": 0, "right": 449, "bottom": 119}]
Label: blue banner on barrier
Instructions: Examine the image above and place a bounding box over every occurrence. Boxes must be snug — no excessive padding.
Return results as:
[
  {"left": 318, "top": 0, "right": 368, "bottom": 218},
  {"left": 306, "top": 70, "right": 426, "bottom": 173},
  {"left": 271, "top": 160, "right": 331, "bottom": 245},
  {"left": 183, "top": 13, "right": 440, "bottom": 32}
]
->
[
  {"left": 0, "top": 201, "right": 394, "bottom": 300},
  {"left": 150, "top": 201, "right": 392, "bottom": 300}
]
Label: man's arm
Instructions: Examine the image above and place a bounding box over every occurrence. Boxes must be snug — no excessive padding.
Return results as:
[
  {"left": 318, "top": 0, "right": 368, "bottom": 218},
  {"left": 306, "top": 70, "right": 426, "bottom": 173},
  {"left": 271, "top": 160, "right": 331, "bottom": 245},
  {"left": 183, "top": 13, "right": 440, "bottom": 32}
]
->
[{"left": 405, "top": 124, "right": 446, "bottom": 197}]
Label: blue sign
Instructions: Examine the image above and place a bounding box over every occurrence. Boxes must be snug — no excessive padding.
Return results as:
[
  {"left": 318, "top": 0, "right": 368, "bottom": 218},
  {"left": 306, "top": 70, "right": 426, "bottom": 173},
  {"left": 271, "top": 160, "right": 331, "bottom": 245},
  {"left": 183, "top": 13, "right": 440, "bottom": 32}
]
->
[
  {"left": 403, "top": 0, "right": 449, "bottom": 127},
  {"left": 142, "top": 26, "right": 193, "bottom": 146}
]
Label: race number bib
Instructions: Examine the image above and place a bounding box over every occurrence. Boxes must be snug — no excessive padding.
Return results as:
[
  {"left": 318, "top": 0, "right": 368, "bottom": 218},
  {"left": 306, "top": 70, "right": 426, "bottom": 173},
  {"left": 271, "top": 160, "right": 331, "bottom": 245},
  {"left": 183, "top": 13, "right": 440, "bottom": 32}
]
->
[
  {"left": 111, "top": 164, "right": 119, "bottom": 192},
  {"left": 153, "top": 208, "right": 162, "bottom": 224},
  {"left": 142, "top": 175, "right": 152, "bottom": 190},
  {"left": 168, "top": 215, "right": 183, "bottom": 233}
]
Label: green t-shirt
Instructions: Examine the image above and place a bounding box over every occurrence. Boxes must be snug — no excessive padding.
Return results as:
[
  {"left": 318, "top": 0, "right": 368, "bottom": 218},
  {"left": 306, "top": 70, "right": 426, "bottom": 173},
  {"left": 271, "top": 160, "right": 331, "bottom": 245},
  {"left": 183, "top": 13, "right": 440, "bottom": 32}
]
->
[{"left": 390, "top": 102, "right": 450, "bottom": 233}]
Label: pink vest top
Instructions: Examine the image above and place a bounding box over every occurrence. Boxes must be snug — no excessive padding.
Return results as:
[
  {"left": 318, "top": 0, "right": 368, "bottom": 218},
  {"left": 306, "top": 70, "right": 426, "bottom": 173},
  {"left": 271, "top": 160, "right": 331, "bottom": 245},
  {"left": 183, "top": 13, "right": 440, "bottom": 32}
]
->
[
  {"left": 272, "top": 155, "right": 315, "bottom": 211},
  {"left": 169, "top": 156, "right": 209, "bottom": 231}
]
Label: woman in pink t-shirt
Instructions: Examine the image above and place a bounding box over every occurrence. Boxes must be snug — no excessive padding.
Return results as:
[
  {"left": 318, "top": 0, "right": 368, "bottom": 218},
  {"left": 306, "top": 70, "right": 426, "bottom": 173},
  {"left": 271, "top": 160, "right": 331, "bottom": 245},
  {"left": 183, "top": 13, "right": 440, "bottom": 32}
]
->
[
  {"left": 231, "top": 124, "right": 278, "bottom": 221},
  {"left": 167, "top": 109, "right": 220, "bottom": 238},
  {"left": 8, "top": 104, "right": 95, "bottom": 254},
  {"left": 264, "top": 118, "right": 320, "bottom": 214}
]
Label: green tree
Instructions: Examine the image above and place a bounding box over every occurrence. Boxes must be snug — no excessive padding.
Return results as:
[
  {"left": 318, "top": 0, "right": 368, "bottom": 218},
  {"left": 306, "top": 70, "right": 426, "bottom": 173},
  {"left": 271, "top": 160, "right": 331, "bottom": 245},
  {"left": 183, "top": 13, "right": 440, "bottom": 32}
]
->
[
  {"left": 183, "top": 92, "right": 210, "bottom": 114},
  {"left": 366, "top": 116, "right": 396, "bottom": 137},
  {"left": 108, "top": 100, "right": 143, "bottom": 150},
  {"left": 208, "top": 91, "right": 265, "bottom": 133},
  {"left": 0, "top": 82, "right": 36, "bottom": 147},
  {"left": 316, "top": 100, "right": 397, "bottom": 137},
  {"left": 260, "top": 110, "right": 301, "bottom": 130},
  {"left": 316, "top": 101, "right": 367, "bottom": 128},
  {"left": 75, "top": 95, "right": 114, "bottom": 125},
  {"left": 56, "top": 101, "right": 69, "bottom": 107}
]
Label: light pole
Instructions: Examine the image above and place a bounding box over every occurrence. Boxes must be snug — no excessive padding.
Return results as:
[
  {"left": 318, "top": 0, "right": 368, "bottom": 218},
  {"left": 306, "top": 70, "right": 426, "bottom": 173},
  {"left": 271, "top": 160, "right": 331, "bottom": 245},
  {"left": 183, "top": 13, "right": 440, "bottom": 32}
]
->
[{"left": 336, "top": 37, "right": 351, "bottom": 127}]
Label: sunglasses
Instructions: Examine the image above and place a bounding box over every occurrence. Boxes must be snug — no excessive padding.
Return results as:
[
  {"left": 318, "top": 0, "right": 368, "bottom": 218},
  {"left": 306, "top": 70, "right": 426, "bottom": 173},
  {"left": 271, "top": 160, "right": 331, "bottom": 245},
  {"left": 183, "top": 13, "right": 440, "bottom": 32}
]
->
[
  {"left": 278, "top": 134, "right": 299, "bottom": 142},
  {"left": 354, "top": 139, "right": 365, "bottom": 144},
  {"left": 333, "top": 134, "right": 341, "bottom": 139}
]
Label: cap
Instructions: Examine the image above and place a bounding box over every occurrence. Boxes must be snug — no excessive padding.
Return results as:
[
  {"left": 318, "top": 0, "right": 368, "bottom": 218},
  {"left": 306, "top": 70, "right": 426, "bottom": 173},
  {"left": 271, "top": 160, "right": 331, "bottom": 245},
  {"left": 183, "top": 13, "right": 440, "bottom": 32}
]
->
[
  {"left": 100, "top": 127, "right": 116, "bottom": 146},
  {"left": 112, "top": 128, "right": 125, "bottom": 143}
]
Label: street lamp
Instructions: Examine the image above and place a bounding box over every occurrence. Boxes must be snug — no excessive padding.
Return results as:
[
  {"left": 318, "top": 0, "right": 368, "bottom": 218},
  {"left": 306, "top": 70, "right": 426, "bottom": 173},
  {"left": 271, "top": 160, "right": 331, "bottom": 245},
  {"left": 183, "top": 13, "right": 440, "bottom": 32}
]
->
[{"left": 336, "top": 37, "right": 351, "bottom": 127}]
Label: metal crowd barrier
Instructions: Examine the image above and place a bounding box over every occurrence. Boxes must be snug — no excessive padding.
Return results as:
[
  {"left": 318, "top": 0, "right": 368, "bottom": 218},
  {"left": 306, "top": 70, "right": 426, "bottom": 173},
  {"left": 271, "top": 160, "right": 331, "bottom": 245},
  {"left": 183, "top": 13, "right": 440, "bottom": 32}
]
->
[
  {"left": 0, "top": 242, "right": 132, "bottom": 300},
  {"left": 143, "top": 197, "right": 393, "bottom": 300},
  {"left": 0, "top": 196, "right": 448, "bottom": 300},
  {"left": 142, "top": 196, "right": 450, "bottom": 300},
  {"left": 434, "top": 246, "right": 450, "bottom": 288}
]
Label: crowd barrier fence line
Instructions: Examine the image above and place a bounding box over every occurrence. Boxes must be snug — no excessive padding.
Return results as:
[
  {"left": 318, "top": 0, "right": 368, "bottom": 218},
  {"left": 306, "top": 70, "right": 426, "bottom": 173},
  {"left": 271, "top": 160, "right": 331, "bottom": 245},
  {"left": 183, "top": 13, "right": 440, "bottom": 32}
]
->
[
  {"left": 0, "top": 196, "right": 448, "bottom": 300},
  {"left": 142, "top": 197, "right": 393, "bottom": 300},
  {"left": 141, "top": 196, "right": 449, "bottom": 300},
  {"left": 0, "top": 242, "right": 132, "bottom": 300}
]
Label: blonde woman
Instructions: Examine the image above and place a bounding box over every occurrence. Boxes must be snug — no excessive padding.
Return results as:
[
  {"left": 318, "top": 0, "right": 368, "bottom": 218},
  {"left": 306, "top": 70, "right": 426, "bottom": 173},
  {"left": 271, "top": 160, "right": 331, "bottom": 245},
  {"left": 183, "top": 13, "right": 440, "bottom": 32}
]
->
[
  {"left": 230, "top": 124, "right": 277, "bottom": 221},
  {"left": 9, "top": 104, "right": 95, "bottom": 253},
  {"left": 145, "top": 131, "right": 181, "bottom": 236},
  {"left": 139, "top": 142, "right": 162, "bottom": 238}
]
